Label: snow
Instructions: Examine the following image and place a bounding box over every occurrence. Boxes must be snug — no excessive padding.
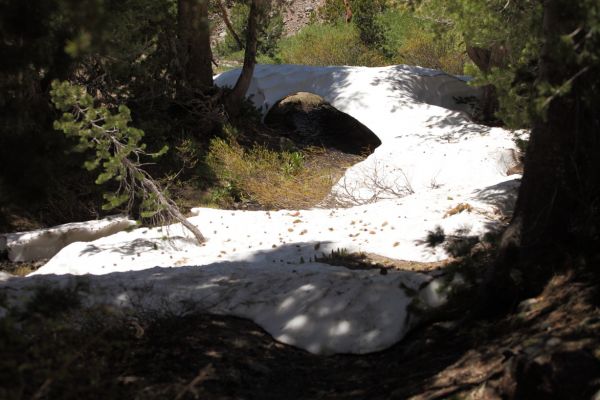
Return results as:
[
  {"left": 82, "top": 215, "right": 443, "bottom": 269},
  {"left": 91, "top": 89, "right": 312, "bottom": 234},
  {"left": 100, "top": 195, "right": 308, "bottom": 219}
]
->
[
  {"left": 1, "top": 263, "right": 429, "bottom": 354},
  {"left": 0, "top": 64, "right": 523, "bottom": 355},
  {"left": 0, "top": 215, "right": 136, "bottom": 262}
]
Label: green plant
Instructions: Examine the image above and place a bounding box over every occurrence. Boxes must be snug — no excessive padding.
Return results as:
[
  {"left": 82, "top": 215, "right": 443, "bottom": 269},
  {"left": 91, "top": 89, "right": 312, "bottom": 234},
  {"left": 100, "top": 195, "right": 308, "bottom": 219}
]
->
[
  {"left": 205, "top": 138, "right": 336, "bottom": 209},
  {"left": 420, "top": 0, "right": 544, "bottom": 127},
  {"left": 50, "top": 80, "right": 205, "bottom": 243},
  {"left": 353, "top": 0, "right": 387, "bottom": 48},
  {"left": 315, "top": 0, "right": 348, "bottom": 24},
  {"left": 281, "top": 151, "right": 304, "bottom": 176},
  {"left": 378, "top": 9, "right": 467, "bottom": 74},
  {"left": 51, "top": 81, "right": 167, "bottom": 212},
  {"left": 277, "top": 23, "right": 385, "bottom": 66},
  {"left": 216, "top": 2, "right": 284, "bottom": 58}
]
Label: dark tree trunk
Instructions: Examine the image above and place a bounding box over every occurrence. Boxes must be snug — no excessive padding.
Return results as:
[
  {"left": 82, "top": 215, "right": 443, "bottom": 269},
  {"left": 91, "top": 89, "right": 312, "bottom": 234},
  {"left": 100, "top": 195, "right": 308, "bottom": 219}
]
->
[
  {"left": 224, "top": 0, "right": 266, "bottom": 118},
  {"left": 177, "top": 0, "right": 213, "bottom": 92},
  {"left": 484, "top": 0, "right": 600, "bottom": 312},
  {"left": 466, "top": 44, "right": 506, "bottom": 123}
]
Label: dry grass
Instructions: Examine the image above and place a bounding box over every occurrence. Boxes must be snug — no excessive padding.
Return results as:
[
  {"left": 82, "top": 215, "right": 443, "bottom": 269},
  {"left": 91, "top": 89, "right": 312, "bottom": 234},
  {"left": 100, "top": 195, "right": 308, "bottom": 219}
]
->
[
  {"left": 315, "top": 248, "right": 449, "bottom": 273},
  {"left": 0, "top": 260, "right": 43, "bottom": 276},
  {"left": 444, "top": 202, "right": 474, "bottom": 218},
  {"left": 206, "top": 138, "right": 346, "bottom": 210},
  {"left": 277, "top": 23, "right": 385, "bottom": 67},
  {"left": 395, "top": 33, "right": 467, "bottom": 75}
]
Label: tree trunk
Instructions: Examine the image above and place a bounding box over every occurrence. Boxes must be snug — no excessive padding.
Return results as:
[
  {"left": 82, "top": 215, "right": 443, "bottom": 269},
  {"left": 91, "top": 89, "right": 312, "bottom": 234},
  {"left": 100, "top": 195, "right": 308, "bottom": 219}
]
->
[
  {"left": 224, "top": 0, "right": 266, "bottom": 118},
  {"left": 483, "top": 0, "right": 600, "bottom": 313},
  {"left": 178, "top": 0, "right": 213, "bottom": 92},
  {"left": 343, "top": 0, "right": 353, "bottom": 23},
  {"left": 217, "top": 0, "right": 244, "bottom": 50},
  {"left": 466, "top": 44, "right": 507, "bottom": 123}
]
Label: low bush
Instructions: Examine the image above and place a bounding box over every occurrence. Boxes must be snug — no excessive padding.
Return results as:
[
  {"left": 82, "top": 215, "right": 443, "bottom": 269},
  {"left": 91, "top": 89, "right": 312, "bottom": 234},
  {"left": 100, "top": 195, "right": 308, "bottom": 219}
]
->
[
  {"left": 378, "top": 10, "right": 467, "bottom": 75},
  {"left": 215, "top": 2, "right": 284, "bottom": 58},
  {"left": 206, "top": 137, "right": 337, "bottom": 209},
  {"left": 277, "top": 23, "right": 385, "bottom": 67}
]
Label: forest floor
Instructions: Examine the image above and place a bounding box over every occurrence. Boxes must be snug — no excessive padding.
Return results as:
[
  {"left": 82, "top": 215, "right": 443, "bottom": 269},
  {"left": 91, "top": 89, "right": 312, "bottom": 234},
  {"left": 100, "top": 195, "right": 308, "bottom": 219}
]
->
[
  {"left": 2, "top": 68, "right": 599, "bottom": 398},
  {"left": 2, "top": 262, "right": 599, "bottom": 399},
  {"left": 2, "top": 150, "right": 599, "bottom": 398}
]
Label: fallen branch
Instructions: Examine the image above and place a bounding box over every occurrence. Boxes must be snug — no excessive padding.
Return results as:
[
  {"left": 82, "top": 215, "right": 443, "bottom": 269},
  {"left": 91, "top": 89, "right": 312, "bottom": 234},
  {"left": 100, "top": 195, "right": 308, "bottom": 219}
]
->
[{"left": 51, "top": 81, "right": 206, "bottom": 244}]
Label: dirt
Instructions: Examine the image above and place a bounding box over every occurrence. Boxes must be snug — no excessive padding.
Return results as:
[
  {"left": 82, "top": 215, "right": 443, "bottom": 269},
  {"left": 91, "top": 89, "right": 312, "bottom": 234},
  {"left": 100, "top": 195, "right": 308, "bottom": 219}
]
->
[
  {"left": 96, "top": 270, "right": 599, "bottom": 400},
  {"left": 3, "top": 269, "right": 598, "bottom": 399},
  {"left": 314, "top": 249, "right": 450, "bottom": 274}
]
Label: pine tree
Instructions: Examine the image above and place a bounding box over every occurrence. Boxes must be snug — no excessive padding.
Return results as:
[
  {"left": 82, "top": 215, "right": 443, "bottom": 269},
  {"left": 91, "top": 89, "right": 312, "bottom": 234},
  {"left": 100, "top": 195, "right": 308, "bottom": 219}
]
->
[{"left": 485, "top": 0, "right": 600, "bottom": 310}]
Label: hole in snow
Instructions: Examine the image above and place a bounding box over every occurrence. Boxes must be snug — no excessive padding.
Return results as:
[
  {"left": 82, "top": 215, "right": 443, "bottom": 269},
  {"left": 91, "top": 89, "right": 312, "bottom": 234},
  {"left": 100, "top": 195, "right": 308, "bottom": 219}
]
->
[{"left": 265, "top": 92, "right": 381, "bottom": 155}]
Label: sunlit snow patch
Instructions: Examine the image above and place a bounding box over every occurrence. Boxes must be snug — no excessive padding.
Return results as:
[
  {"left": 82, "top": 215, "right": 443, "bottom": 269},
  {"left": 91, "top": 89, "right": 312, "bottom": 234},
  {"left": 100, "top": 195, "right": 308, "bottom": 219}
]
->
[
  {"left": 0, "top": 64, "right": 525, "bottom": 355},
  {"left": 0, "top": 215, "right": 136, "bottom": 262}
]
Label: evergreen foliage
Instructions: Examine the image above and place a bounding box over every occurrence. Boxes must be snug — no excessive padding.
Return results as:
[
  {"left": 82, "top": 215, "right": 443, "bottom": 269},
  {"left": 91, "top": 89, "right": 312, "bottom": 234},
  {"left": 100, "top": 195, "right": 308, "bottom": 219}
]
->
[
  {"left": 216, "top": 1, "right": 284, "bottom": 58},
  {"left": 277, "top": 23, "right": 384, "bottom": 66},
  {"left": 419, "top": 0, "right": 543, "bottom": 127},
  {"left": 312, "top": 0, "right": 465, "bottom": 73},
  {"left": 378, "top": 9, "right": 466, "bottom": 74},
  {"left": 51, "top": 80, "right": 206, "bottom": 242},
  {"left": 50, "top": 81, "right": 168, "bottom": 214},
  {"left": 352, "top": 0, "right": 386, "bottom": 48}
]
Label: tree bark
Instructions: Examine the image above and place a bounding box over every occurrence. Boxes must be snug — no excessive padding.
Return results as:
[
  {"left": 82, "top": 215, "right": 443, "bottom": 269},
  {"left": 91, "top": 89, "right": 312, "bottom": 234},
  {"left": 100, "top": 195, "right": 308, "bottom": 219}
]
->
[
  {"left": 343, "top": 0, "right": 353, "bottom": 23},
  {"left": 484, "top": 0, "right": 599, "bottom": 312},
  {"left": 216, "top": 0, "right": 244, "bottom": 50},
  {"left": 178, "top": 0, "right": 213, "bottom": 92},
  {"left": 466, "top": 44, "right": 507, "bottom": 123},
  {"left": 224, "top": 0, "right": 266, "bottom": 118}
]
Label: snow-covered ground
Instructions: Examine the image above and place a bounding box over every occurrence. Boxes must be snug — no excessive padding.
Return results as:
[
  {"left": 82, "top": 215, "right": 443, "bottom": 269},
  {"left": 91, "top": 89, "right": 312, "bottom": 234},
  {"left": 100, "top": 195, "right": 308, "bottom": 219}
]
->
[
  {"left": 0, "top": 64, "right": 522, "bottom": 355},
  {"left": 0, "top": 215, "right": 135, "bottom": 262}
]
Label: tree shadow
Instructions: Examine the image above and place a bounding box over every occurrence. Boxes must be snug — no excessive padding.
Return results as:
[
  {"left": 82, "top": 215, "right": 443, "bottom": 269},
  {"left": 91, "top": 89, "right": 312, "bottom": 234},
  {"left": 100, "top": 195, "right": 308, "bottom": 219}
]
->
[
  {"left": 474, "top": 178, "right": 521, "bottom": 217},
  {"left": 369, "top": 65, "right": 482, "bottom": 115},
  {"left": 402, "top": 112, "right": 493, "bottom": 144},
  {"left": 216, "top": 64, "right": 483, "bottom": 144},
  {"left": 2, "top": 241, "right": 433, "bottom": 355}
]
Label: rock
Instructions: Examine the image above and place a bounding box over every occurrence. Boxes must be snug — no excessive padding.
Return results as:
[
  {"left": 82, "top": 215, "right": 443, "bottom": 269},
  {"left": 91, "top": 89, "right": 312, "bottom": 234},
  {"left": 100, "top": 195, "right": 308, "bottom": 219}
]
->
[{"left": 265, "top": 92, "right": 381, "bottom": 155}]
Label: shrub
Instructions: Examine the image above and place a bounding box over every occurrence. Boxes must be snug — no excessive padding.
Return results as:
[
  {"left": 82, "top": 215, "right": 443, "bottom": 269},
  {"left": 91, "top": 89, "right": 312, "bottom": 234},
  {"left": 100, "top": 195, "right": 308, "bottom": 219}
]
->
[
  {"left": 315, "top": 0, "right": 348, "bottom": 24},
  {"left": 353, "top": 0, "right": 386, "bottom": 48},
  {"left": 277, "top": 23, "right": 385, "bottom": 67},
  {"left": 378, "top": 10, "right": 467, "bottom": 74},
  {"left": 206, "top": 138, "right": 337, "bottom": 209},
  {"left": 216, "top": 2, "right": 284, "bottom": 58}
]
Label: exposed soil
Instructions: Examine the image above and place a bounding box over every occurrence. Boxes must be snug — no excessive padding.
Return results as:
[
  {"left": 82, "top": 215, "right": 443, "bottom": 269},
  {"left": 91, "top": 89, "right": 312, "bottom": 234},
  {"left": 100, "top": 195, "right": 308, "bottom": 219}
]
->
[
  {"left": 315, "top": 250, "right": 451, "bottom": 274},
  {"left": 3, "top": 269, "right": 599, "bottom": 399}
]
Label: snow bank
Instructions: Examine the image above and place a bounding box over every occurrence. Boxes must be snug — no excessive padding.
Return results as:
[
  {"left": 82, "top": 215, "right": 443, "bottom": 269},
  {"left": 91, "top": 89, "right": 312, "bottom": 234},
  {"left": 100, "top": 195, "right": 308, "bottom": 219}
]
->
[
  {"left": 215, "top": 64, "right": 480, "bottom": 117},
  {"left": 0, "top": 64, "right": 524, "bottom": 354},
  {"left": 1, "top": 215, "right": 136, "bottom": 262},
  {"left": 1, "top": 263, "right": 430, "bottom": 355},
  {"left": 216, "top": 64, "right": 519, "bottom": 202}
]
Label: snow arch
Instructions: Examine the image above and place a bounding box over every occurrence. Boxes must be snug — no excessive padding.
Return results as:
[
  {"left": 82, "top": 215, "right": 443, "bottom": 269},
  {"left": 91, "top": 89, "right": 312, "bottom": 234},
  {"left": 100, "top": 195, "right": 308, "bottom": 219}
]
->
[{"left": 214, "top": 64, "right": 482, "bottom": 145}]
